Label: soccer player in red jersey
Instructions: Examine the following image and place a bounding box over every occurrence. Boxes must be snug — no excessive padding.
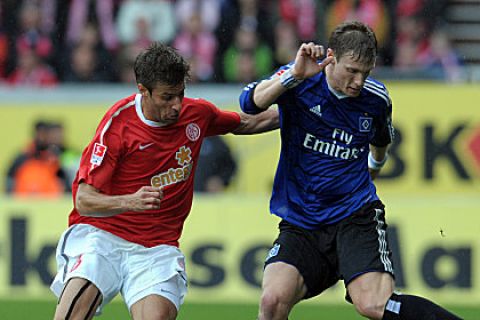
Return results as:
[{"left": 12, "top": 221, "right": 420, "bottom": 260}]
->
[{"left": 50, "top": 43, "right": 279, "bottom": 320}]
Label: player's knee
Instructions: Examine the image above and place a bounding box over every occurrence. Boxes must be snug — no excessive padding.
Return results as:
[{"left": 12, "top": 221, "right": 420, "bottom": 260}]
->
[
  {"left": 142, "top": 301, "right": 177, "bottom": 320},
  {"left": 260, "top": 290, "right": 293, "bottom": 316},
  {"left": 353, "top": 298, "right": 385, "bottom": 320},
  {"left": 145, "top": 307, "right": 177, "bottom": 320}
]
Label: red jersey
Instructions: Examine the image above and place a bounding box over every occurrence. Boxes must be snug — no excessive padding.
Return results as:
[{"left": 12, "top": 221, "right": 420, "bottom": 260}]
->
[{"left": 69, "top": 94, "right": 241, "bottom": 247}]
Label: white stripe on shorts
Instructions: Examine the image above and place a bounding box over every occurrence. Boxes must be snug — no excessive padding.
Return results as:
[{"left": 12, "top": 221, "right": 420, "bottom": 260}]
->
[{"left": 374, "top": 209, "right": 394, "bottom": 273}]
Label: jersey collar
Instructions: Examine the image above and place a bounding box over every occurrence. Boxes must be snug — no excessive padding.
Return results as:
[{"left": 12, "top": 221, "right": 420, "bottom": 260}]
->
[
  {"left": 135, "top": 93, "right": 169, "bottom": 127},
  {"left": 325, "top": 78, "right": 349, "bottom": 100}
]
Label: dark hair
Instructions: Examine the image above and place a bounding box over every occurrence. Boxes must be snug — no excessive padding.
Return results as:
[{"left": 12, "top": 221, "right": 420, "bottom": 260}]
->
[
  {"left": 134, "top": 42, "right": 190, "bottom": 92},
  {"left": 327, "top": 21, "right": 377, "bottom": 64}
]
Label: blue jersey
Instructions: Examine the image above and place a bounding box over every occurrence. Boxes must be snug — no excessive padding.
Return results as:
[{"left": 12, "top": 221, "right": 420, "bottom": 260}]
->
[{"left": 240, "top": 67, "right": 394, "bottom": 229}]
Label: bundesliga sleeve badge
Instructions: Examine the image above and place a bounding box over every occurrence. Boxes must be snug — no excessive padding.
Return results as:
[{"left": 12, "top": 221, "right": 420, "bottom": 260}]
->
[{"left": 90, "top": 142, "right": 108, "bottom": 166}]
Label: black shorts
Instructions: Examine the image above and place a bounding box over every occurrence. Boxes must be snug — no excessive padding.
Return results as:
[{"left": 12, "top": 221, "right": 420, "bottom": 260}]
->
[{"left": 264, "top": 201, "right": 395, "bottom": 299}]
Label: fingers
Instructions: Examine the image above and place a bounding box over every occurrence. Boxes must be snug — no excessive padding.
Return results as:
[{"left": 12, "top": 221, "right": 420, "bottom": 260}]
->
[
  {"left": 139, "top": 186, "right": 164, "bottom": 199},
  {"left": 298, "top": 42, "right": 325, "bottom": 59},
  {"left": 318, "top": 56, "right": 334, "bottom": 69},
  {"left": 134, "top": 186, "right": 164, "bottom": 211}
]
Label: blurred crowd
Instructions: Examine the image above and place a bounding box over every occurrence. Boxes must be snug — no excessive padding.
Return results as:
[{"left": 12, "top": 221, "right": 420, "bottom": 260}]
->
[{"left": 0, "top": 0, "right": 464, "bottom": 87}]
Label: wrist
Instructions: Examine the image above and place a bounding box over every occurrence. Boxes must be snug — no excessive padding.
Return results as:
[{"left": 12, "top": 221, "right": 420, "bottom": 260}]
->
[
  {"left": 280, "top": 67, "right": 304, "bottom": 89},
  {"left": 368, "top": 152, "right": 388, "bottom": 170}
]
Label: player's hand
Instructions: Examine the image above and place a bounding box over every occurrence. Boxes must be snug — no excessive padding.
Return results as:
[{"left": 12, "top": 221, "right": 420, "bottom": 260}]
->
[
  {"left": 291, "top": 43, "right": 334, "bottom": 80},
  {"left": 130, "top": 186, "right": 164, "bottom": 211}
]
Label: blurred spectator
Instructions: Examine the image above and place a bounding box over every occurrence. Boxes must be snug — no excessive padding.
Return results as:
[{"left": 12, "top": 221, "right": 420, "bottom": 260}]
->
[
  {"left": 115, "top": 44, "right": 138, "bottom": 84},
  {"left": 7, "top": 35, "right": 58, "bottom": 86},
  {"left": 394, "top": 23, "right": 463, "bottom": 82},
  {"left": 6, "top": 120, "right": 71, "bottom": 197},
  {"left": 116, "top": 0, "right": 176, "bottom": 46},
  {"left": 175, "top": 0, "right": 221, "bottom": 33},
  {"left": 273, "top": 20, "right": 299, "bottom": 67},
  {"left": 7, "top": 0, "right": 59, "bottom": 36},
  {"left": 223, "top": 25, "right": 273, "bottom": 83},
  {"left": 278, "top": 0, "right": 317, "bottom": 41},
  {"left": 396, "top": 0, "right": 448, "bottom": 32},
  {"left": 63, "top": 43, "right": 102, "bottom": 82},
  {"left": 214, "top": 0, "right": 274, "bottom": 82},
  {"left": 173, "top": 12, "right": 217, "bottom": 82},
  {"left": 61, "top": 23, "right": 116, "bottom": 82},
  {"left": 427, "top": 30, "right": 463, "bottom": 82},
  {"left": 47, "top": 122, "right": 80, "bottom": 188},
  {"left": 65, "top": 0, "right": 119, "bottom": 52},
  {"left": 14, "top": 1, "right": 55, "bottom": 64},
  {"left": 325, "top": 0, "right": 391, "bottom": 64},
  {"left": 393, "top": 14, "right": 430, "bottom": 69},
  {"left": 5, "top": 2, "right": 58, "bottom": 86},
  {"left": 194, "top": 136, "right": 237, "bottom": 193},
  {"left": 392, "top": 0, "right": 459, "bottom": 81}
]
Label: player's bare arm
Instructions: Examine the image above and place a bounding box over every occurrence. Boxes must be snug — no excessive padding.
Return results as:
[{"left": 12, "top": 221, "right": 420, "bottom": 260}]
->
[
  {"left": 232, "top": 108, "right": 280, "bottom": 135},
  {"left": 253, "top": 43, "right": 334, "bottom": 109},
  {"left": 368, "top": 144, "right": 389, "bottom": 180},
  {"left": 75, "top": 183, "right": 164, "bottom": 216}
]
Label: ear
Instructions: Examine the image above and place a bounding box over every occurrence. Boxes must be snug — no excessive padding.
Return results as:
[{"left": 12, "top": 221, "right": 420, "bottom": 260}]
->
[
  {"left": 326, "top": 48, "right": 336, "bottom": 64},
  {"left": 137, "top": 83, "right": 149, "bottom": 96}
]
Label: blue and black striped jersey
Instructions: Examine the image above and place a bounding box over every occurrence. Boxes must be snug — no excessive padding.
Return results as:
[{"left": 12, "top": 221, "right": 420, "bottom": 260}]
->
[{"left": 240, "top": 67, "right": 393, "bottom": 229}]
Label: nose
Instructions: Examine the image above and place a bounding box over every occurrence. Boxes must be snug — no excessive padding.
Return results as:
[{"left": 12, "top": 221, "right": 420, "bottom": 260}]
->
[
  {"left": 171, "top": 96, "right": 182, "bottom": 112},
  {"left": 353, "top": 73, "right": 365, "bottom": 88}
]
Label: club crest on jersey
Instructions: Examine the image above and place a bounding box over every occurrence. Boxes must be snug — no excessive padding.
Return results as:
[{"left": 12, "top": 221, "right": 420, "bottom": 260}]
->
[
  {"left": 186, "top": 123, "right": 200, "bottom": 141},
  {"left": 90, "top": 143, "right": 107, "bottom": 166},
  {"left": 265, "top": 243, "right": 280, "bottom": 261},
  {"left": 359, "top": 117, "right": 373, "bottom": 132}
]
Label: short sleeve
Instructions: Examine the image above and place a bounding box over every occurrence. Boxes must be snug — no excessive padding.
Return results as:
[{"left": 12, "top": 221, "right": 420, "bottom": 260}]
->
[
  {"left": 76, "top": 121, "right": 123, "bottom": 192},
  {"left": 196, "top": 100, "right": 241, "bottom": 136},
  {"left": 371, "top": 103, "right": 394, "bottom": 147}
]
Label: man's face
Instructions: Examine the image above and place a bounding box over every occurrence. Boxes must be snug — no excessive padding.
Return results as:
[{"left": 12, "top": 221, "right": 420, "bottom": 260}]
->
[
  {"left": 139, "top": 82, "right": 185, "bottom": 125},
  {"left": 328, "top": 50, "right": 375, "bottom": 97}
]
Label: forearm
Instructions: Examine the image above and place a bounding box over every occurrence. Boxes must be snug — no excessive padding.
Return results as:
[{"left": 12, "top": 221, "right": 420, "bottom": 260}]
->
[
  {"left": 369, "top": 145, "right": 388, "bottom": 162},
  {"left": 233, "top": 108, "right": 280, "bottom": 135},
  {"left": 75, "top": 183, "right": 132, "bottom": 217},
  {"left": 253, "top": 77, "right": 288, "bottom": 109},
  {"left": 368, "top": 145, "right": 389, "bottom": 180}
]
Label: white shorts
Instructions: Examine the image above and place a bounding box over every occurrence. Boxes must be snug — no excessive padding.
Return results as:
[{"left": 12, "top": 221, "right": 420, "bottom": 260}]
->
[{"left": 50, "top": 224, "right": 188, "bottom": 315}]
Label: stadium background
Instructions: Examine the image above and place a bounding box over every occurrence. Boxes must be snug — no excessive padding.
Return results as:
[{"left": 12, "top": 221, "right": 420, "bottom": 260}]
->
[{"left": 1, "top": 0, "right": 480, "bottom": 319}]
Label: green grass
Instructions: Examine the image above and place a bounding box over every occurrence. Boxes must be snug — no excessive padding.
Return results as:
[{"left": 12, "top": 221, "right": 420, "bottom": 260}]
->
[{"left": 0, "top": 300, "right": 476, "bottom": 319}]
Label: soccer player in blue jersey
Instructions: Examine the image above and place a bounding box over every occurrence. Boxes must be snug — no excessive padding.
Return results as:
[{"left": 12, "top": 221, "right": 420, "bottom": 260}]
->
[{"left": 239, "top": 21, "right": 461, "bottom": 320}]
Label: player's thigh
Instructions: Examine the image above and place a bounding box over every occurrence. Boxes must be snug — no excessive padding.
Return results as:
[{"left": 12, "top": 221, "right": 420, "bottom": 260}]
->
[
  {"left": 265, "top": 220, "right": 339, "bottom": 299},
  {"left": 262, "top": 262, "right": 307, "bottom": 305},
  {"left": 51, "top": 225, "right": 123, "bottom": 316},
  {"left": 54, "top": 277, "right": 102, "bottom": 320},
  {"left": 337, "top": 201, "right": 395, "bottom": 285},
  {"left": 130, "top": 294, "right": 177, "bottom": 320},
  {"left": 122, "top": 245, "right": 187, "bottom": 315},
  {"left": 347, "top": 271, "right": 394, "bottom": 309}
]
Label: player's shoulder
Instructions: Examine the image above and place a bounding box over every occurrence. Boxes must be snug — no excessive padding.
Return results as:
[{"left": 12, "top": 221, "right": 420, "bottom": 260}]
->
[
  {"left": 362, "top": 77, "right": 391, "bottom": 107},
  {"left": 106, "top": 94, "right": 137, "bottom": 117},
  {"left": 99, "top": 94, "right": 137, "bottom": 128}
]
